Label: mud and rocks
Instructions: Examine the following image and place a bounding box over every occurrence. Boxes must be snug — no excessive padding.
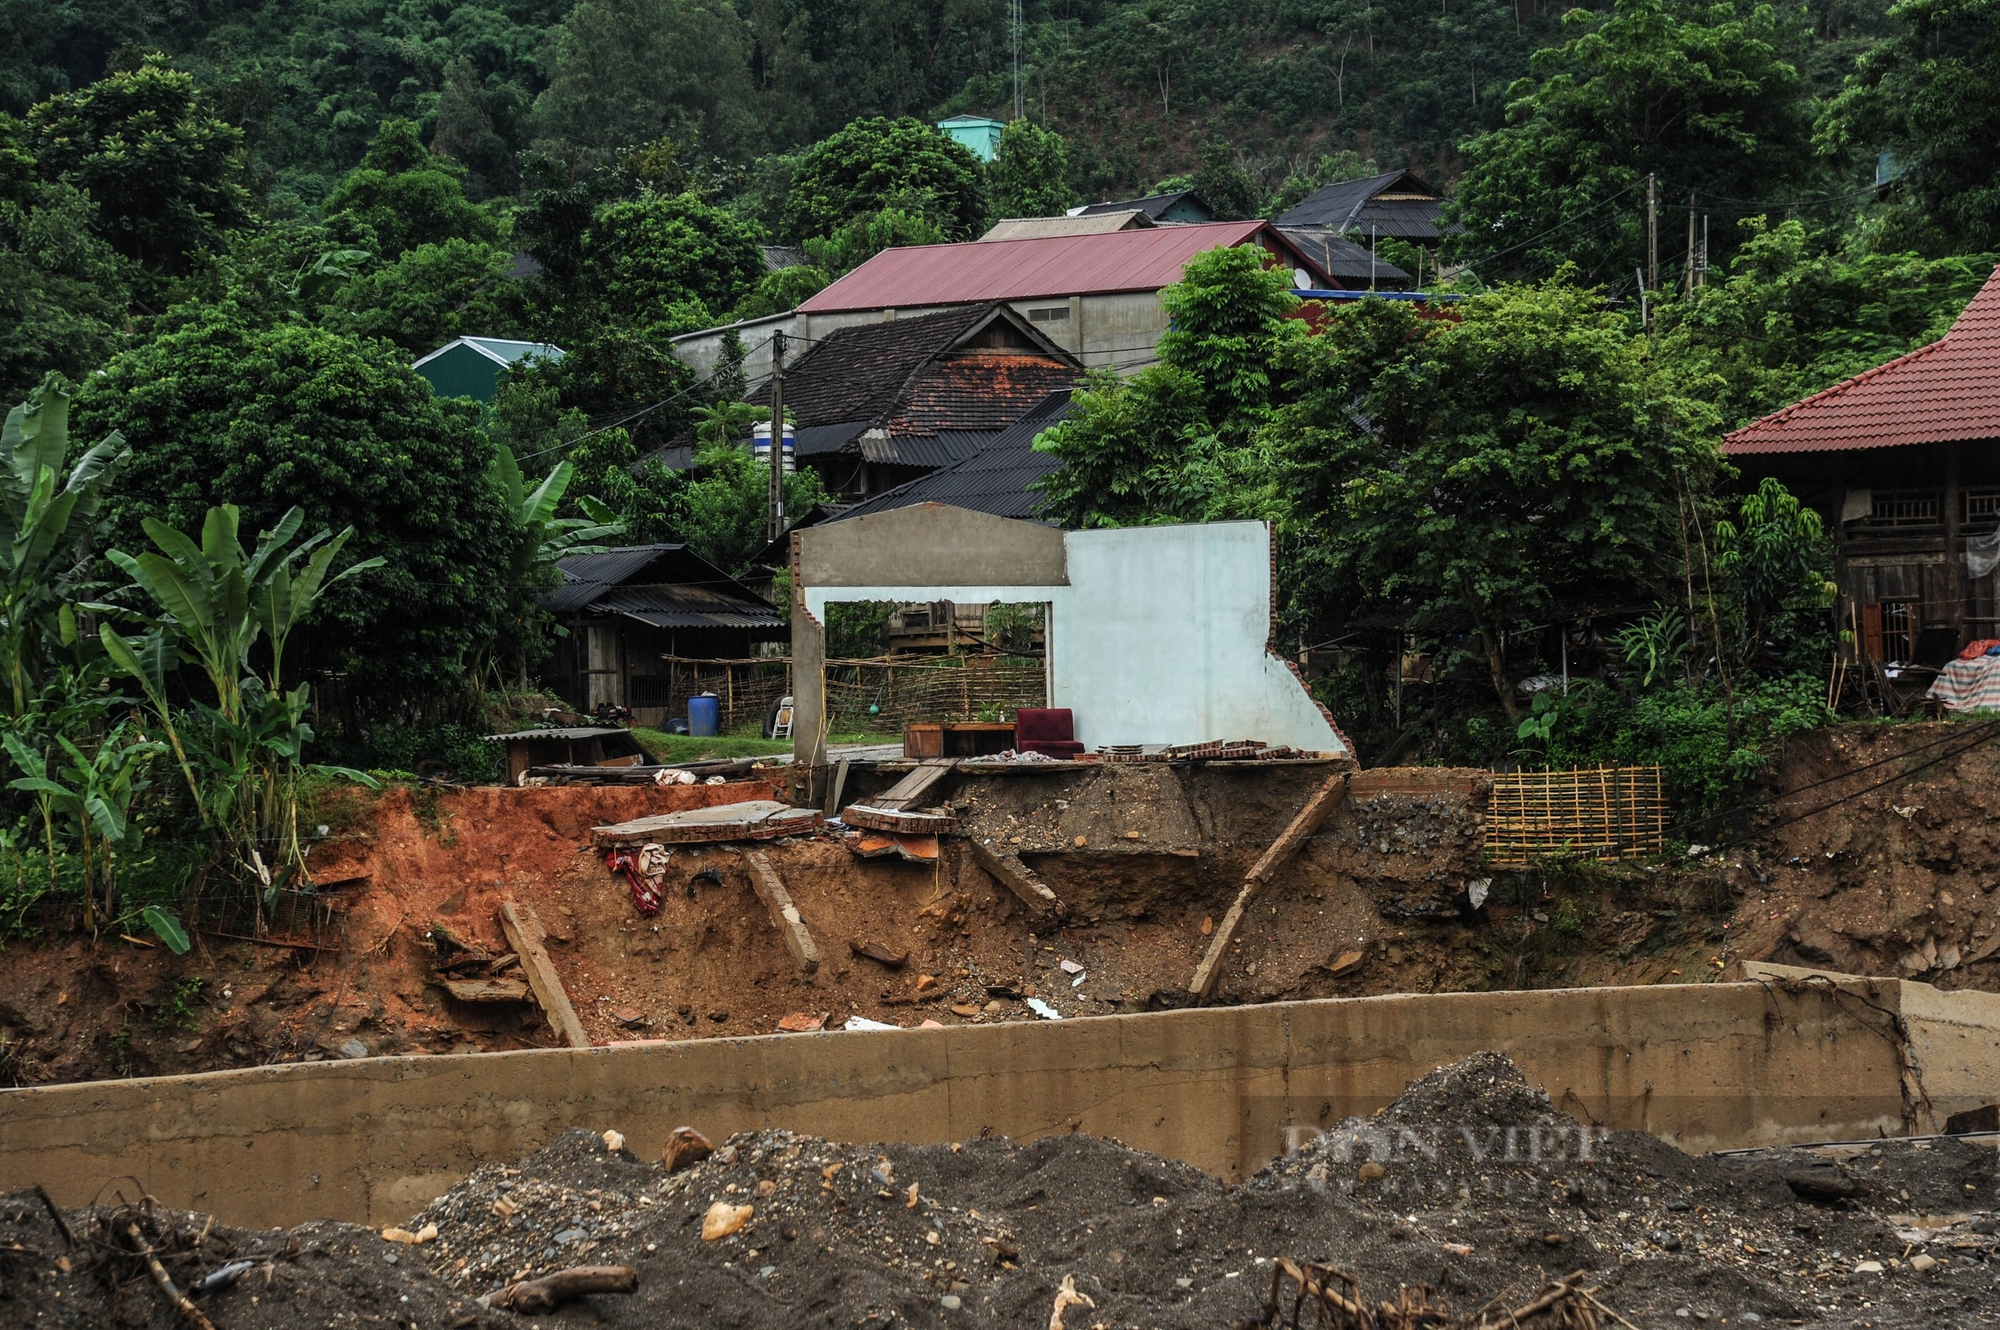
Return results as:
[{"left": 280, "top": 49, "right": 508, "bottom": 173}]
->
[
  {"left": 6, "top": 1054, "right": 1994, "bottom": 1328},
  {"left": 9, "top": 720, "right": 2000, "bottom": 1091}
]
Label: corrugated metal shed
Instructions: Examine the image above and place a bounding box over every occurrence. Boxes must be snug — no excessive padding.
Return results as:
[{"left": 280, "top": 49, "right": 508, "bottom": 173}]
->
[
  {"left": 980, "top": 211, "right": 1155, "bottom": 240},
  {"left": 1278, "top": 228, "right": 1413, "bottom": 285},
  {"left": 797, "top": 222, "right": 1328, "bottom": 313},
  {"left": 1725, "top": 265, "right": 2000, "bottom": 455},
  {"left": 593, "top": 584, "right": 785, "bottom": 630},
  {"left": 1075, "top": 190, "right": 1213, "bottom": 222},
  {"left": 1274, "top": 170, "right": 1458, "bottom": 241},
  {"left": 544, "top": 544, "right": 779, "bottom": 626}
]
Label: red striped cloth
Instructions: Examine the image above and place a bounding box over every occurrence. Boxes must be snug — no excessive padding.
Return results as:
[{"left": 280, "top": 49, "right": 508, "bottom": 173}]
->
[{"left": 1928, "top": 656, "right": 2000, "bottom": 712}]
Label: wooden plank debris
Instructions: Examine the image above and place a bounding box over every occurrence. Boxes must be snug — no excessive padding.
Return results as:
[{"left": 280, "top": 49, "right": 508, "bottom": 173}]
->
[
  {"left": 1190, "top": 772, "right": 1350, "bottom": 999},
  {"left": 968, "top": 837, "right": 1061, "bottom": 926},
  {"left": 591, "top": 800, "right": 823, "bottom": 847},
  {"left": 842, "top": 804, "right": 958, "bottom": 834},
  {"left": 741, "top": 849, "right": 821, "bottom": 973},
  {"left": 441, "top": 977, "right": 531, "bottom": 1003},
  {"left": 870, "top": 758, "right": 957, "bottom": 811},
  {"left": 499, "top": 900, "right": 590, "bottom": 1048}
]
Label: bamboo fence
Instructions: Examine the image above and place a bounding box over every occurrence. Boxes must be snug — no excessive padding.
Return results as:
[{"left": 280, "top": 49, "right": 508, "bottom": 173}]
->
[
  {"left": 651, "top": 653, "right": 1048, "bottom": 734},
  {"left": 824, "top": 655, "right": 1047, "bottom": 733},
  {"left": 1484, "top": 766, "right": 1666, "bottom": 868}
]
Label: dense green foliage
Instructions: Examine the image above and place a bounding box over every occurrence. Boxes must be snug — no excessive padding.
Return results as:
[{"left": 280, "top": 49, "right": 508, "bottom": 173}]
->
[
  {"left": 76, "top": 308, "right": 518, "bottom": 715},
  {"left": 1449, "top": 0, "right": 1818, "bottom": 283},
  {"left": 782, "top": 115, "right": 987, "bottom": 242},
  {"left": 990, "top": 118, "right": 1075, "bottom": 218}
]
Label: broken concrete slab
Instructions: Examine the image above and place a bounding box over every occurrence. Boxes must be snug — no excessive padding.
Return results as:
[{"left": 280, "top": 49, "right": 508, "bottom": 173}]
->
[
  {"left": 440, "top": 977, "right": 531, "bottom": 1004},
  {"left": 841, "top": 804, "right": 958, "bottom": 834},
  {"left": 591, "top": 800, "right": 824, "bottom": 847},
  {"left": 1191, "top": 771, "right": 1351, "bottom": 999},
  {"left": 842, "top": 830, "right": 941, "bottom": 863},
  {"left": 968, "top": 836, "right": 1061, "bottom": 926},
  {"left": 741, "top": 849, "right": 821, "bottom": 974}
]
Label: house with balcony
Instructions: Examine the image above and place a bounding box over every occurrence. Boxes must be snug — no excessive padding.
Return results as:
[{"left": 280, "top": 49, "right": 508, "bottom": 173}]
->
[{"left": 1724, "top": 266, "right": 2000, "bottom": 662}]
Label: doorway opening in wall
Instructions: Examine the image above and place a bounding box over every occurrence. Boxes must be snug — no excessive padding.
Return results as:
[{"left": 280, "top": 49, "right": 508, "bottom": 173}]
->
[{"left": 820, "top": 600, "right": 1052, "bottom": 747}]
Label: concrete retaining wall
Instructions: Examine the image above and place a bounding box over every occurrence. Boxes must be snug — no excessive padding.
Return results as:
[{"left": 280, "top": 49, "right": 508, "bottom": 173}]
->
[{"left": 6, "top": 977, "right": 1972, "bottom": 1230}]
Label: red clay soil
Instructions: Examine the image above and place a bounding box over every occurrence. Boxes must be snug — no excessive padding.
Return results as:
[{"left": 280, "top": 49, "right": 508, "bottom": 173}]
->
[{"left": 7, "top": 722, "right": 2000, "bottom": 1089}]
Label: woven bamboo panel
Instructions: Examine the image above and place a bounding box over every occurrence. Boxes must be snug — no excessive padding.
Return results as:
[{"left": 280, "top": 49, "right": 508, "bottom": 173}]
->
[
  {"left": 824, "top": 658, "right": 1047, "bottom": 732},
  {"left": 1484, "top": 766, "right": 1666, "bottom": 868}
]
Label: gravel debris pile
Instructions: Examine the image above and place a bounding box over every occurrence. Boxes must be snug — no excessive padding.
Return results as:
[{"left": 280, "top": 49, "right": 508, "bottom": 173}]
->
[{"left": 6, "top": 1053, "right": 1998, "bottom": 1328}]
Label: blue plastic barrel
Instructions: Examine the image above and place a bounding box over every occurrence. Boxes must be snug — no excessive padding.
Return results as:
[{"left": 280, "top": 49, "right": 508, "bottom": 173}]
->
[{"left": 688, "top": 693, "right": 720, "bottom": 737}]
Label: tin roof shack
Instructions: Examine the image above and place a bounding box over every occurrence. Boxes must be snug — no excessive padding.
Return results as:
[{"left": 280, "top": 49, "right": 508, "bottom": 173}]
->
[
  {"left": 486, "top": 726, "right": 650, "bottom": 786},
  {"left": 1273, "top": 169, "right": 1458, "bottom": 246},
  {"left": 413, "top": 337, "right": 564, "bottom": 402},
  {"left": 1724, "top": 266, "right": 2000, "bottom": 666},
  {"left": 542, "top": 545, "right": 786, "bottom": 723},
  {"left": 1075, "top": 189, "right": 1215, "bottom": 223},
  {"left": 787, "top": 504, "right": 1351, "bottom": 768},
  {"left": 670, "top": 221, "right": 1340, "bottom": 384},
  {"left": 653, "top": 303, "right": 1082, "bottom": 502}
]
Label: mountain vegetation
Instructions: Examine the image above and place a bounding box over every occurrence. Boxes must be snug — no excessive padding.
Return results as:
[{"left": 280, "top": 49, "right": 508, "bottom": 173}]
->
[{"left": 0, "top": 0, "right": 1992, "bottom": 938}]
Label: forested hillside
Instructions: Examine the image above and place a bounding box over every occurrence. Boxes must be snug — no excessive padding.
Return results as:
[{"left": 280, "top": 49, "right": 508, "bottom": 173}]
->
[{"left": 1, "top": 0, "right": 1900, "bottom": 208}]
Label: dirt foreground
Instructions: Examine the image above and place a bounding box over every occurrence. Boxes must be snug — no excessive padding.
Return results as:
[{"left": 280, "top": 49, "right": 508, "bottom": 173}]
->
[{"left": 4, "top": 1054, "right": 1995, "bottom": 1329}]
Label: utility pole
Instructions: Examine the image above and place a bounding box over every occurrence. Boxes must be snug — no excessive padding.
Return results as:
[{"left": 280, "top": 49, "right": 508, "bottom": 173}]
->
[
  {"left": 1684, "top": 192, "right": 1697, "bottom": 295},
  {"left": 1645, "top": 173, "right": 1658, "bottom": 299},
  {"left": 767, "top": 331, "right": 786, "bottom": 544}
]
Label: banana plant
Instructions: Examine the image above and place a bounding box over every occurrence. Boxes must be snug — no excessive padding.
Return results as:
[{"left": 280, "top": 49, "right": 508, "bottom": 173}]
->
[
  {"left": 490, "top": 443, "right": 624, "bottom": 580},
  {"left": 4, "top": 723, "right": 165, "bottom": 938},
  {"left": 0, "top": 374, "right": 124, "bottom": 719},
  {"left": 98, "top": 505, "right": 383, "bottom": 926}
]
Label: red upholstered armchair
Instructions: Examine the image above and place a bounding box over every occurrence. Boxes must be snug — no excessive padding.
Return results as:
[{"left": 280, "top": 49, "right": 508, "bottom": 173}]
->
[{"left": 1015, "top": 708, "right": 1084, "bottom": 758}]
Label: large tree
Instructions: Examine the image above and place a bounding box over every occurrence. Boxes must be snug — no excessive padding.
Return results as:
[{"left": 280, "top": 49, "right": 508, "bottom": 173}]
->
[
  {"left": 990, "top": 119, "right": 1075, "bottom": 218},
  {"left": 76, "top": 309, "right": 516, "bottom": 715},
  {"left": 24, "top": 58, "right": 249, "bottom": 275},
  {"left": 322, "top": 119, "right": 498, "bottom": 260},
  {"left": 1817, "top": 0, "right": 2000, "bottom": 253},
  {"left": 781, "top": 115, "right": 987, "bottom": 241},
  {"left": 584, "top": 191, "right": 767, "bottom": 334},
  {"left": 532, "top": 0, "right": 759, "bottom": 170},
  {"left": 1272, "top": 282, "right": 1722, "bottom": 720},
  {"left": 1033, "top": 244, "right": 1301, "bottom": 527},
  {"left": 1449, "top": 0, "right": 1818, "bottom": 284}
]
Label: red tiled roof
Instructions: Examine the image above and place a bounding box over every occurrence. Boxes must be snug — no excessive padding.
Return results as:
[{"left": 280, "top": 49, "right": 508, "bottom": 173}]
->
[
  {"left": 1724, "top": 265, "right": 2000, "bottom": 455},
  {"left": 886, "top": 352, "right": 1082, "bottom": 434},
  {"left": 797, "top": 221, "right": 1335, "bottom": 313}
]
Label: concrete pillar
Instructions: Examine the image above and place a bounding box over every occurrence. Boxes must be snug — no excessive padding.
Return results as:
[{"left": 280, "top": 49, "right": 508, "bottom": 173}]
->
[{"left": 790, "top": 532, "right": 827, "bottom": 769}]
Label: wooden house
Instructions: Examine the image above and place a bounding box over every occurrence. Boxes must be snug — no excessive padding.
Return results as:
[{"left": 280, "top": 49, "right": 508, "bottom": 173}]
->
[
  {"left": 1724, "top": 266, "right": 2000, "bottom": 662},
  {"left": 540, "top": 544, "right": 787, "bottom": 723}
]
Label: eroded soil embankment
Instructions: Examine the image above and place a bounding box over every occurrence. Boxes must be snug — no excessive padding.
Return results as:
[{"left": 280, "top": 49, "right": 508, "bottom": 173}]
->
[{"left": 5, "top": 721, "right": 2000, "bottom": 1087}]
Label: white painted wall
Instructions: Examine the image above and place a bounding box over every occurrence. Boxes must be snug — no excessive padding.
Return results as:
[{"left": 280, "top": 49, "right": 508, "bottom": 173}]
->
[{"left": 802, "top": 521, "right": 1345, "bottom": 755}]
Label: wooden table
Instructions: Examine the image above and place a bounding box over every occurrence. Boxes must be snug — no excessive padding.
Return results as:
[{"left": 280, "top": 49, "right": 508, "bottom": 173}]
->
[{"left": 903, "top": 722, "right": 1016, "bottom": 758}]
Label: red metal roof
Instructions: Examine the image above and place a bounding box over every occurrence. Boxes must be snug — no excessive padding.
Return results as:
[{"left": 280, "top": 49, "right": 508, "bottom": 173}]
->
[
  {"left": 1724, "top": 265, "right": 2000, "bottom": 455},
  {"left": 798, "top": 221, "right": 1327, "bottom": 313}
]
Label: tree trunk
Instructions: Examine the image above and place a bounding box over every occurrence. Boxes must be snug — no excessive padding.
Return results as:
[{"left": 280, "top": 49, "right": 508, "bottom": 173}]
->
[{"left": 1477, "top": 624, "right": 1522, "bottom": 725}]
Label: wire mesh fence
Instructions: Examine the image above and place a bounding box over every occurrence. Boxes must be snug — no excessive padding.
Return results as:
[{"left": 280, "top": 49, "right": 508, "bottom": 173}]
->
[{"left": 1484, "top": 766, "right": 1667, "bottom": 868}]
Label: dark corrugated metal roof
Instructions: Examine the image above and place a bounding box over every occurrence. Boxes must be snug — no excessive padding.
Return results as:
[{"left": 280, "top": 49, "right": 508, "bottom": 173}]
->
[
  {"left": 835, "top": 399, "right": 1074, "bottom": 523},
  {"left": 1077, "top": 189, "right": 1210, "bottom": 221},
  {"left": 594, "top": 584, "right": 785, "bottom": 630},
  {"left": 544, "top": 544, "right": 777, "bottom": 620},
  {"left": 1278, "top": 229, "right": 1413, "bottom": 285},
  {"left": 859, "top": 431, "right": 991, "bottom": 467},
  {"left": 1273, "top": 171, "right": 1461, "bottom": 243}
]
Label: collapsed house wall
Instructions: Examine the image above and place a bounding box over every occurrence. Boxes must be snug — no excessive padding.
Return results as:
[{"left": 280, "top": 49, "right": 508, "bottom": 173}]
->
[
  {"left": 793, "top": 507, "right": 1345, "bottom": 757},
  {"left": 9, "top": 974, "right": 1990, "bottom": 1231}
]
